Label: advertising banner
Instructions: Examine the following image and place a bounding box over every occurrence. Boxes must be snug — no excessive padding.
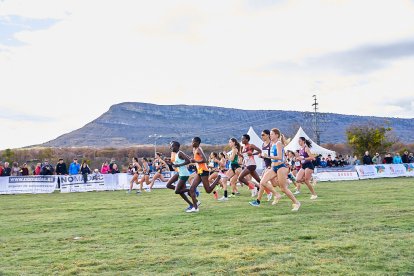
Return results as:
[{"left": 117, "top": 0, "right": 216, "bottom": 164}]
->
[{"left": 0, "top": 176, "right": 57, "bottom": 194}]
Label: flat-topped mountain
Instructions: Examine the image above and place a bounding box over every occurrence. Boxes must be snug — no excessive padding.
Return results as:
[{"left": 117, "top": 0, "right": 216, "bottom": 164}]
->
[{"left": 41, "top": 102, "right": 414, "bottom": 147}]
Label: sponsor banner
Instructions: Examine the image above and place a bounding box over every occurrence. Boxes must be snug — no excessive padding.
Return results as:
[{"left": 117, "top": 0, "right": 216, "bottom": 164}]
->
[
  {"left": 356, "top": 164, "right": 411, "bottom": 179},
  {"left": 60, "top": 172, "right": 175, "bottom": 193},
  {"left": 403, "top": 163, "right": 414, "bottom": 177},
  {"left": 315, "top": 166, "right": 359, "bottom": 182},
  {"left": 0, "top": 176, "right": 57, "bottom": 194}
]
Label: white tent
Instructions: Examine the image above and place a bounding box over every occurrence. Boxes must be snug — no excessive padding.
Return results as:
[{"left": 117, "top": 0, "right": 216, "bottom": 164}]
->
[
  {"left": 285, "top": 127, "right": 336, "bottom": 158},
  {"left": 246, "top": 127, "right": 265, "bottom": 169}
]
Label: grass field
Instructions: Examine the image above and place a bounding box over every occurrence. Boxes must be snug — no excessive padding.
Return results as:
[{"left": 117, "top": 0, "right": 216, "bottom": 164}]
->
[{"left": 0, "top": 178, "right": 413, "bottom": 275}]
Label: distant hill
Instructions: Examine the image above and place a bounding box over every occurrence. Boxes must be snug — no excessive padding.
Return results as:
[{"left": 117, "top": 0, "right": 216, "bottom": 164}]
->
[{"left": 41, "top": 102, "right": 414, "bottom": 147}]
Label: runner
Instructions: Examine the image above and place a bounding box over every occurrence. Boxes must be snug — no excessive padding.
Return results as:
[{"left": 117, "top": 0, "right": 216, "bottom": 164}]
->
[
  {"left": 255, "top": 129, "right": 282, "bottom": 204},
  {"left": 216, "top": 151, "right": 230, "bottom": 201},
  {"left": 127, "top": 157, "right": 142, "bottom": 194},
  {"left": 148, "top": 152, "right": 167, "bottom": 191},
  {"left": 250, "top": 128, "right": 301, "bottom": 211},
  {"left": 295, "top": 137, "right": 318, "bottom": 199},
  {"left": 138, "top": 158, "right": 151, "bottom": 192},
  {"left": 238, "top": 134, "right": 262, "bottom": 197},
  {"left": 226, "top": 138, "right": 243, "bottom": 197},
  {"left": 165, "top": 141, "right": 194, "bottom": 211},
  {"left": 187, "top": 137, "right": 221, "bottom": 213}
]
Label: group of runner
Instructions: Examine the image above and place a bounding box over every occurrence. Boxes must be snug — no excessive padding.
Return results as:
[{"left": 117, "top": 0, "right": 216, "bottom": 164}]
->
[{"left": 128, "top": 129, "right": 318, "bottom": 213}]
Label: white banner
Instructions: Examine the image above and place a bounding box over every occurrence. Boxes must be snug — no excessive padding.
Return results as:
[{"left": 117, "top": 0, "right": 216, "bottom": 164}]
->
[
  {"left": 315, "top": 166, "right": 359, "bottom": 182},
  {"left": 60, "top": 172, "right": 175, "bottom": 193},
  {"left": 356, "top": 164, "right": 411, "bottom": 179},
  {"left": 0, "top": 176, "right": 57, "bottom": 194}
]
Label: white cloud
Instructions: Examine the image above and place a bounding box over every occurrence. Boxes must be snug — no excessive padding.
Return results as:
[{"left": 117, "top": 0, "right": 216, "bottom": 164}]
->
[{"left": 1, "top": 0, "right": 414, "bottom": 149}]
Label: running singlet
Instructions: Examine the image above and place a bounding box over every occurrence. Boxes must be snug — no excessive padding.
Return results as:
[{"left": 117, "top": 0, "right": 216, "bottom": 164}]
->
[
  {"left": 194, "top": 147, "right": 209, "bottom": 173},
  {"left": 299, "top": 147, "right": 310, "bottom": 164},
  {"left": 242, "top": 144, "right": 256, "bottom": 166},
  {"left": 270, "top": 141, "right": 285, "bottom": 163},
  {"left": 174, "top": 152, "right": 190, "bottom": 177},
  {"left": 262, "top": 142, "right": 272, "bottom": 168}
]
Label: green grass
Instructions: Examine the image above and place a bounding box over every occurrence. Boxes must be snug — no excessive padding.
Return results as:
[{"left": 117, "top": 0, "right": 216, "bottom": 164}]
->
[{"left": 0, "top": 178, "right": 413, "bottom": 275}]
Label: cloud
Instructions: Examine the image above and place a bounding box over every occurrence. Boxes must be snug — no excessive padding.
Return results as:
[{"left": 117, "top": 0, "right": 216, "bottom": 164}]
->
[
  {"left": 266, "top": 39, "right": 414, "bottom": 74},
  {"left": 0, "top": 15, "right": 59, "bottom": 46},
  {"left": 0, "top": 107, "right": 54, "bottom": 122}
]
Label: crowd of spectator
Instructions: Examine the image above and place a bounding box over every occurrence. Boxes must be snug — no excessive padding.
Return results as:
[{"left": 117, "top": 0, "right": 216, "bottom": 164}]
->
[{"left": 1, "top": 150, "right": 413, "bottom": 177}]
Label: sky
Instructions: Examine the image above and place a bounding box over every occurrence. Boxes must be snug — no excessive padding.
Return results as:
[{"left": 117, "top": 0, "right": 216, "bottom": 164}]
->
[{"left": 1, "top": 0, "right": 414, "bottom": 150}]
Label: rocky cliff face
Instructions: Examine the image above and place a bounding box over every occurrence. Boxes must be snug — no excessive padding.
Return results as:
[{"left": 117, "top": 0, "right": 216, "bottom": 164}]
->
[{"left": 42, "top": 102, "right": 414, "bottom": 147}]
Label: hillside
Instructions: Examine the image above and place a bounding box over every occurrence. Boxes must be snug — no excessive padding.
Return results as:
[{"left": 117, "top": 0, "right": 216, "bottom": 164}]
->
[{"left": 41, "top": 102, "right": 414, "bottom": 147}]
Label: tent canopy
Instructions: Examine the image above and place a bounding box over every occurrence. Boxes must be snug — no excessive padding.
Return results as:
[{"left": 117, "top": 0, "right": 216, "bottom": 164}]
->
[{"left": 285, "top": 127, "right": 336, "bottom": 158}]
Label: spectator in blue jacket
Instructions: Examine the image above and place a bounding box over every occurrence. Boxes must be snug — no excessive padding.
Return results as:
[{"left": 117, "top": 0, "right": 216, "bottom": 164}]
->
[
  {"left": 69, "top": 158, "right": 80, "bottom": 175},
  {"left": 393, "top": 152, "right": 403, "bottom": 164}
]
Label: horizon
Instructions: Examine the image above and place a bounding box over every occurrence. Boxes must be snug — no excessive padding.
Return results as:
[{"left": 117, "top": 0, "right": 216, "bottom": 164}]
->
[{"left": 1, "top": 1, "right": 414, "bottom": 149}]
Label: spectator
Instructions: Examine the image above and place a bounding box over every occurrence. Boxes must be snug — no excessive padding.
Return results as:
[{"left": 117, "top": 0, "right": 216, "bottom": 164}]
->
[
  {"left": 80, "top": 161, "right": 91, "bottom": 183},
  {"left": 34, "top": 163, "right": 42, "bottom": 175},
  {"left": 110, "top": 163, "right": 120, "bottom": 174},
  {"left": 383, "top": 153, "right": 393, "bottom": 164},
  {"left": 409, "top": 153, "right": 414, "bottom": 163},
  {"left": 165, "top": 158, "right": 174, "bottom": 171},
  {"left": 372, "top": 153, "right": 382, "bottom": 165},
  {"left": 393, "top": 152, "right": 403, "bottom": 164},
  {"left": 91, "top": 169, "right": 101, "bottom": 181},
  {"left": 40, "top": 160, "right": 55, "bottom": 175},
  {"left": 2, "top": 162, "right": 11, "bottom": 176},
  {"left": 101, "top": 161, "right": 110, "bottom": 174},
  {"left": 127, "top": 163, "right": 134, "bottom": 174},
  {"left": 69, "top": 158, "right": 80, "bottom": 175},
  {"left": 109, "top": 159, "right": 116, "bottom": 171},
  {"left": 11, "top": 162, "right": 22, "bottom": 176},
  {"left": 326, "top": 155, "right": 334, "bottom": 167},
  {"left": 401, "top": 151, "right": 409, "bottom": 163},
  {"left": 363, "top": 151, "right": 372, "bottom": 165},
  {"left": 55, "top": 159, "right": 68, "bottom": 175},
  {"left": 21, "top": 163, "right": 29, "bottom": 176},
  {"left": 353, "top": 155, "right": 361, "bottom": 165},
  {"left": 337, "top": 155, "right": 345, "bottom": 167},
  {"left": 0, "top": 161, "right": 4, "bottom": 176},
  {"left": 320, "top": 157, "right": 327, "bottom": 168}
]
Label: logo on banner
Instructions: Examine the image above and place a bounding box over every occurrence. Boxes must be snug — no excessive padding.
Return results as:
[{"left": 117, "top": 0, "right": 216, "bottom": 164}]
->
[
  {"left": 60, "top": 174, "right": 104, "bottom": 185},
  {"left": 403, "top": 163, "right": 414, "bottom": 172},
  {"left": 9, "top": 176, "right": 55, "bottom": 183},
  {"left": 375, "top": 165, "right": 386, "bottom": 174}
]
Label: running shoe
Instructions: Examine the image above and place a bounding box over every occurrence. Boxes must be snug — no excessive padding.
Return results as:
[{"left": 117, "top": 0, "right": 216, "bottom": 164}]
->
[
  {"left": 293, "top": 190, "right": 301, "bottom": 195},
  {"left": 126, "top": 190, "right": 131, "bottom": 194},
  {"left": 195, "top": 189, "right": 200, "bottom": 197},
  {"left": 235, "top": 192, "right": 241, "bottom": 196},
  {"left": 267, "top": 193, "right": 273, "bottom": 201},
  {"left": 249, "top": 200, "right": 260, "bottom": 207},
  {"left": 228, "top": 194, "right": 236, "bottom": 198},
  {"left": 272, "top": 194, "right": 282, "bottom": 205},
  {"left": 197, "top": 200, "right": 201, "bottom": 207},
  {"left": 310, "top": 195, "right": 318, "bottom": 200},
  {"left": 136, "top": 190, "right": 141, "bottom": 194},
  {"left": 291, "top": 202, "right": 301, "bottom": 211},
  {"left": 185, "top": 205, "right": 193, "bottom": 211},
  {"left": 186, "top": 207, "right": 199, "bottom": 213},
  {"left": 218, "top": 196, "right": 228, "bottom": 201}
]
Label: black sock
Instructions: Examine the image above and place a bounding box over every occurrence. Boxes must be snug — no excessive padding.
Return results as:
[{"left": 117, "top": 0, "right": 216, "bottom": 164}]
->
[
  {"left": 232, "top": 192, "right": 235, "bottom": 195},
  {"left": 257, "top": 199, "right": 261, "bottom": 204},
  {"left": 224, "top": 190, "right": 228, "bottom": 198},
  {"left": 256, "top": 187, "right": 260, "bottom": 191},
  {"left": 213, "top": 191, "right": 217, "bottom": 194}
]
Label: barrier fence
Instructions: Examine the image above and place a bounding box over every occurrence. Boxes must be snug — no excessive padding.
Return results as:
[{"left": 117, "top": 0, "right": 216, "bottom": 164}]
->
[{"left": 1, "top": 164, "right": 413, "bottom": 194}]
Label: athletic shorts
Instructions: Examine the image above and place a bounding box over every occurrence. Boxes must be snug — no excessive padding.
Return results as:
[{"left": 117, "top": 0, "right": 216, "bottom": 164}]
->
[
  {"left": 231, "top": 163, "right": 241, "bottom": 172},
  {"left": 302, "top": 162, "right": 315, "bottom": 170},
  {"left": 272, "top": 164, "right": 286, "bottom": 173},
  {"left": 198, "top": 170, "right": 209, "bottom": 177},
  {"left": 179, "top": 176, "right": 189, "bottom": 181},
  {"left": 246, "top": 165, "right": 256, "bottom": 172}
]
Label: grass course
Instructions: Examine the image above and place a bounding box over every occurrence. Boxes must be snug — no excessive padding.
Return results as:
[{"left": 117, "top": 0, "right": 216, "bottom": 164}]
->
[{"left": 0, "top": 178, "right": 413, "bottom": 275}]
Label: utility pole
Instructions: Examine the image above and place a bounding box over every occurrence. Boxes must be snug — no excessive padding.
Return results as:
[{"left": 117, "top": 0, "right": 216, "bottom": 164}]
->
[
  {"left": 148, "top": 134, "right": 162, "bottom": 156},
  {"left": 312, "top": 95, "right": 321, "bottom": 144}
]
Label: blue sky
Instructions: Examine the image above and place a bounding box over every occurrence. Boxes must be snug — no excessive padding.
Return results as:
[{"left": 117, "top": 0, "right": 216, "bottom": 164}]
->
[{"left": 0, "top": 0, "right": 414, "bottom": 149}]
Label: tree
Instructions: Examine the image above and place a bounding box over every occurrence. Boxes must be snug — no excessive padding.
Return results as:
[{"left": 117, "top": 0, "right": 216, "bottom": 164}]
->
[
  {"left": 346, "top": 124, "right": 393, "bottom": 158},
  {"left": 2, "top": 149, "right": 15, "bottom": 163}
]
